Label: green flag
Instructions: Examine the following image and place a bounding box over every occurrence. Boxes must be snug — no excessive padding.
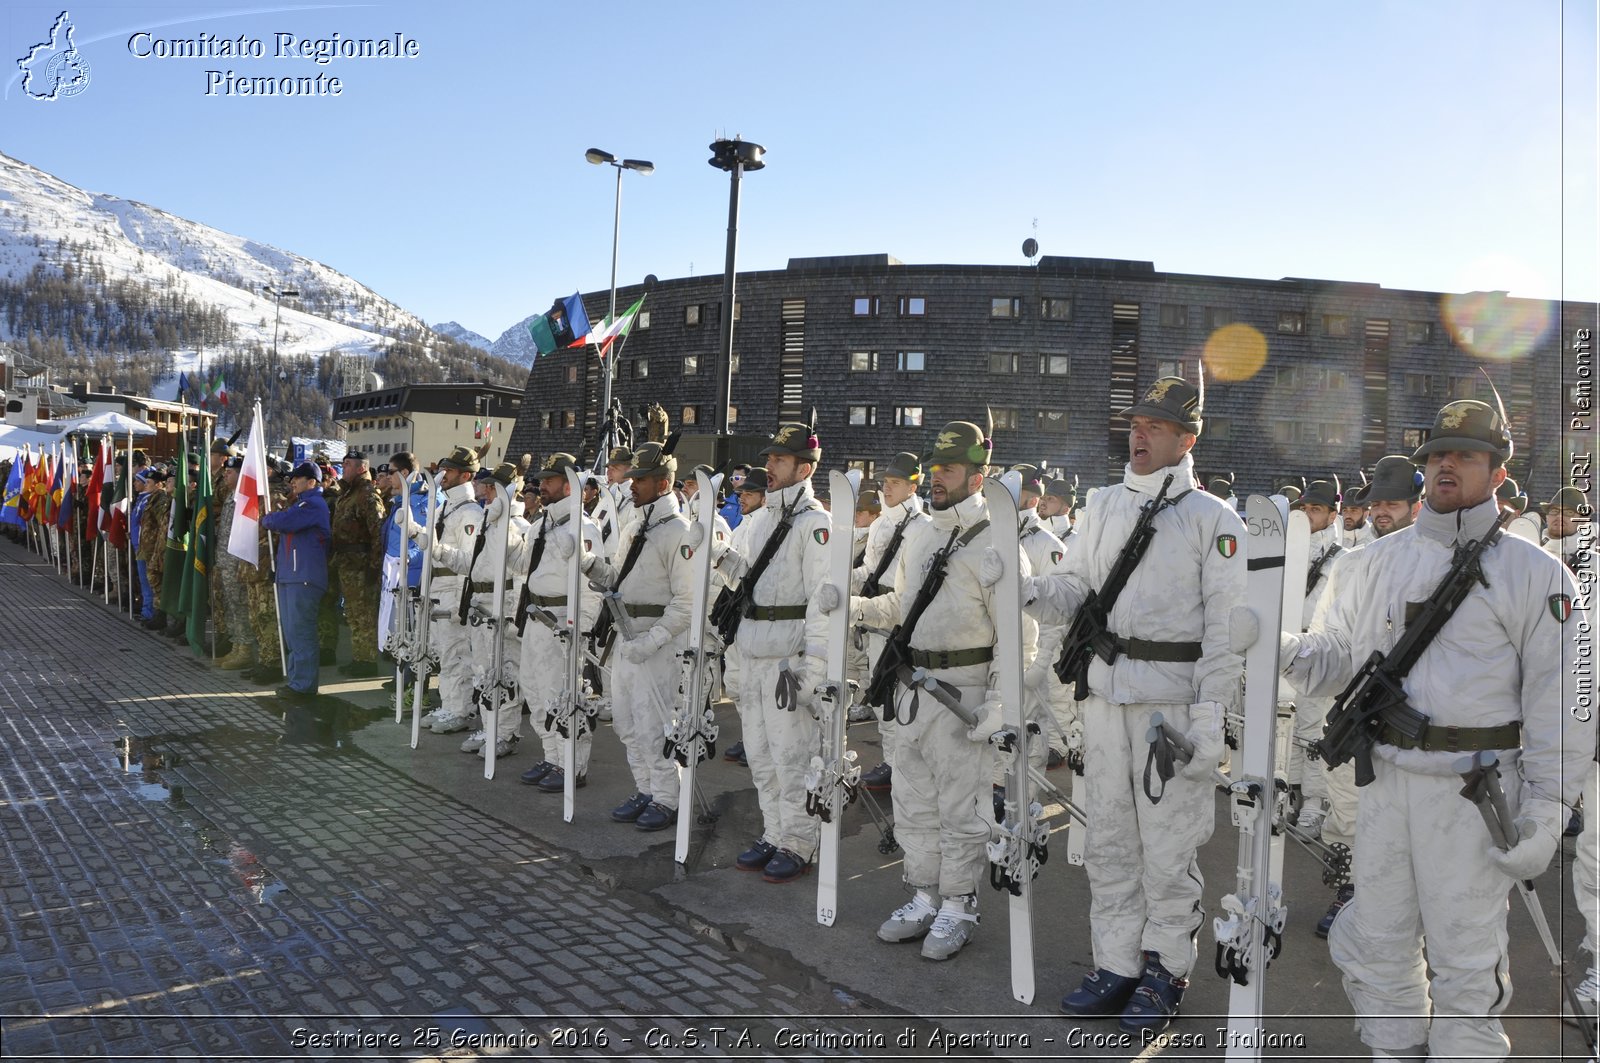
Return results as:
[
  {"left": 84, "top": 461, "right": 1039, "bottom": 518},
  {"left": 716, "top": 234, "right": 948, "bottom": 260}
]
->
[
  {"left": 160, "top": 431, "right": 191, "bottom": 616},
  {"left": 526, "top": 314, "right": 557, "bottom": 356},
  {"left": 183, "top": 434, "right": 213, "bottom": 651}
]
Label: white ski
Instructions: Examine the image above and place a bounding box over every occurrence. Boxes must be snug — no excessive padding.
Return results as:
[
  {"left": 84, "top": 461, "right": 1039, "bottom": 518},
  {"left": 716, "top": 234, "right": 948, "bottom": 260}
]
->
[
  {"left": 483, "top": 479, "right": 514, "bottom": 782},
  {"left": 1214, "top": 494, "right": 1288, "bottom": 1060},
  {"left": 1274, "top": 508, "right": 1310, "bottom": 906},
  {"left": 409, "top": 471, "right": 443, "bottom": 749},
  {"left": 561, "top": 467, "right": 587, "bottom": 822},
  {"left": 670, "top": 468, "right": 723, "bottom": 864},
  {"left": 982, "top": 473, "right": 1042, "bottom": 1005},
  {"left": 808, "top": 469, "right": 861, "bottom": 926}
]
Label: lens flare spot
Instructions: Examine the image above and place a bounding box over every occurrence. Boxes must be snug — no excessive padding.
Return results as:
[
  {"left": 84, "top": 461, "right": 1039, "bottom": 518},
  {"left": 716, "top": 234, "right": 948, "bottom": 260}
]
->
[
  {"left": 1439, "top": 290, "right": 1553, "bottom": 363},
  {"left": 1203, "top": 323, "right": 1269, "bottom": 382}
]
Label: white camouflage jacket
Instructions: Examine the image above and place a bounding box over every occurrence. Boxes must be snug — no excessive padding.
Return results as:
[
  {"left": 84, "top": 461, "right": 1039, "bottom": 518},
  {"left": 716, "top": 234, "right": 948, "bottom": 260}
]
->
[
  {"left": 1025, "top": 454, "right": 1246, "bottom": 708},
  {"left": 508, "top": 492, "right": 602, "bottom": 628},
  {"left": 584, "top": 492, "right": 695, "bottom": 646},
  {"left": 715, "top": 478, "right": 831, "bottom": 661},
  {"left": 851, "top": 495, "right": 931, "bottom": 595}
]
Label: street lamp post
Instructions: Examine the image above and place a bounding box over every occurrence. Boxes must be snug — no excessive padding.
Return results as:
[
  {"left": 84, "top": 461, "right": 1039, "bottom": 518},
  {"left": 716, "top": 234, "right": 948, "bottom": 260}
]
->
[
  {"left": 584, "top": 149, "right": 653, "bottom": 463},
  {"left": 264, "top": 285, "right": 300, "bottom": 380},
  {"left": 707, "top": 136, "right": 764, "bottom": 436}
]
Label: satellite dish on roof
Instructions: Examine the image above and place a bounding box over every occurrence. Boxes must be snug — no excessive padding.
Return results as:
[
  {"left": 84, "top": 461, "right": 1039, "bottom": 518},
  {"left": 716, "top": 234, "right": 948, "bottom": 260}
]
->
[
  {"left": 644, "top": 274, "right": 659, "bottom": 288},
  {"left": 1022, "top": 238, "right": 1039, "bottom": 261}
]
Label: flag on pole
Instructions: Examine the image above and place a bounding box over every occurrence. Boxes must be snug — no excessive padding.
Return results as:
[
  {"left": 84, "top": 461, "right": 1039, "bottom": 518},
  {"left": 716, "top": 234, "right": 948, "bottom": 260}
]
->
[
  {"left": 85, "top": 437, "right": 108, "bottom": 539},
  {"left": 55, "top": 450, "right": 76, "bottom": 532},
  {"left": 227, "top": 403, "right": 269, "bottom": 566},
  {"left": 182, "top": 434, "right": 214, "bottom": 650},
  {"left": 161, "top": 432, "right": 192, "bottom": 616},
  {"left": 584, "top": 294, "right": 647, "bottom": 359},
  {"left": 527, "top": 314, "right": 558, "bottom": 357},
  {"left": 41, "top": 448, "right": 60, "bottom": 525},
  {"left": 554, "top": 292, "right": 591, "bottom": 348},
  {"left": 177, "top": 372, "right": 191, "bottom": 402},
  {"left": 214, "top": 374, "right": 228, "bottom": 407},
  {"left": 0, "top": 453, "right": 24, "bottom": 527}
]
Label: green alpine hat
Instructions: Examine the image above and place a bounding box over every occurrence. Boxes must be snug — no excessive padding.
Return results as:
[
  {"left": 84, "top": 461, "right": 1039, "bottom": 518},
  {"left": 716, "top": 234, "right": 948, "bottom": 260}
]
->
[
  {"left": 738, "top": 467, "right": 769, "bottom": 494},
  {"left": 535, "top": 452, "right": 580, "bottom": 480},
  {"left": 1206, "top": 473, "right": 1234, "bottom": 499},
  {"left": 881, "top": 451, "right": 922, "bottom": 484},
  {"left": 1293, "top": 477, "right": 1341, "bottom": 510},
  {"left": 760, "top": 421, "right": 821, "bottom": 463},
  {"left": 1044, "top": 477, "right": 1077, "bottom": 506},
  {"left": 607, "top": 446, "right": 635, "bottom": 467},
  {"left": 1410, "top": 399, "right": 1513, "bottom": 462},
  {"left": 1362, "top": 455, "right": 1424, "bottom": 503},
  {"left": 1549, "top": 486, "right": 1589, "bottom": 513},
  {"left": 1120, "top": 376, "right": 1203, "bottom": 434},
  {"left": 488, "top": 462, "right": 523, "bottom": 492},
  {"left": 1495, "top": 476, "right": 1527, "bottom": 513},
  {"left": 625, "top": 441, "right": 677, "bottom": 481},
  {"left": 1010, "top": 463, "right": 1047, "bottom": 495},
  {"left": 924, "top": 420, "right": 991, "bottom": 467},
  {"left": 438, "top": 445, "right": 481, "bottom": 473}
]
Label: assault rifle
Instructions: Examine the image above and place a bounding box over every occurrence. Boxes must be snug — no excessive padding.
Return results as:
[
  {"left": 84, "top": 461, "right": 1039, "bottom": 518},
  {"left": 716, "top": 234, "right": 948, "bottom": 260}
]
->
[
  {"left": 1313, "top": 509, "right": 1510, "bottom": 786},
  {"left": 1053, "top": 475, "right": 1177, "bottom": 699},
  {"left": 709, "top": 504, "right": 796, "bottom": 644},
  {"left": 864, "top": 520, "right": 988, "bottom": 716},
  {"left": 1306, "top": 543, "right": 1341, "bottom": 596},
  {"left": 860, "top": 511, "right": 913, "bottom": 598}
]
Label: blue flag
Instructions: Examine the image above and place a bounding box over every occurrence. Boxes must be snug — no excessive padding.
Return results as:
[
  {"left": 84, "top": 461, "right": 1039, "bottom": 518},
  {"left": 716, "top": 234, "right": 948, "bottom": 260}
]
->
[
  {"left": 177, "top": 371, "right": 190, "bottom": 402},
  {"left": 558, "top": 292, "right": 591, "bottom": 347},
  {"left": 0, "top": 458, "right": 24, "bottom": 527}
]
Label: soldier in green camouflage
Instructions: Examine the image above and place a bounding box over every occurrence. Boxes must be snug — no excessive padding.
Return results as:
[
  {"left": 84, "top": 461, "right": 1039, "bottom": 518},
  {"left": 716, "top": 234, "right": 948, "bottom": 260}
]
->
[
  {"left": 212, "top": 456, "right": 259, "bottom": 671},
  {"left": 330, "top": 451, "right": 386, "bottom": 677},
  {"left": 241, "top": 472, "right": 289, "bottom": 685}
]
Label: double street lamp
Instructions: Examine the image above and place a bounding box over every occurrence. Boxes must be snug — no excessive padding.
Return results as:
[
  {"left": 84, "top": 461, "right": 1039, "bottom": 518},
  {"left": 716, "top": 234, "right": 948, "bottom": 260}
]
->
[
  {"left": 585, "top": 149, "right": 653, "bottom": 461},
  {"left": 264, "top": 284, "right": 300, "bottom": 383}
]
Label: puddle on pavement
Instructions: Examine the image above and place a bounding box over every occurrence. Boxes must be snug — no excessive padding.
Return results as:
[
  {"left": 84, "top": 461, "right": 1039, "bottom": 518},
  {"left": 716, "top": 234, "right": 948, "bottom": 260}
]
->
[{"left": 110, "top": 733, "right": 288, "bottom": 906}]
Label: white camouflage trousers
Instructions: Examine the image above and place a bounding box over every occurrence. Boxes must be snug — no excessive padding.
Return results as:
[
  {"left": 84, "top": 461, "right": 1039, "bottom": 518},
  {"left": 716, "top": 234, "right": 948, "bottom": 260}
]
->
[
  {"left": 1328, "top": 755, "right": 1516, "bottom": 1060},
  {"left": 1080, "top": 695, "right": 1214, "bottom": 980},
  {"left": 889, "top": 676, "right": 994, "bottom": 897},
  {"left": 740, "top": 654, "right": 820, "bottom": 859},
  {"left": 1575, "top": 761, "right": 1599, "bottom": 959},
  {"left": 519, "top": 616, "right": 592, "bottom": 775},
  {"left": 610, "top": 628, "right": 682, "bottom": 809}
]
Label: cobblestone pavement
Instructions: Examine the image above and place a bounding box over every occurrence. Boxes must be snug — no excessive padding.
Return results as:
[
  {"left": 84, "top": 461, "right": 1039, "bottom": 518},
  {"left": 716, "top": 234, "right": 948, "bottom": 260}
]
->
[
  {"left": 1, "top": 537, "right": 1595, "bottom": 1062},
  {"left": 0, "top": 543, "right": 948, "bottom": 1061}
]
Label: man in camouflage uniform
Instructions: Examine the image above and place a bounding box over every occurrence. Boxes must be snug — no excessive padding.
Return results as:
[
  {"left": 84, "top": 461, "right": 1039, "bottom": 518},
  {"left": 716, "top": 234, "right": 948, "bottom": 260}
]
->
[
  {"left": 212, "top": 457, "right": 258, "bottom": 670},
  {"left": 330, "top": 451, "right": 386, "bottom": 677},
  {"left": 314, "top": 450, "right": 342, "bottom": 663}
]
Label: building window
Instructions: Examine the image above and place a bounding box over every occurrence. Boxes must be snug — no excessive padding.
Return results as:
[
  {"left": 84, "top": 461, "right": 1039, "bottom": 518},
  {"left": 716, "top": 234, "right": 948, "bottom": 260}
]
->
[
  {"left": 898, "top": 296, "right": 926, "bottom": 316},
  {"left": 853, "top": 296, "right": 879, "bottom": 317},
  {"left": 682, "top": 355, "right": 699, "bottom": 376},
  {"left": 566, "top": 366, "right": 578, "bottom": 384},
  {"left": 1406, "top": 321, "right": 1435, "bottom": 343},
  {"left": 1160, "top": 304, "right": 1189, "bottom": 327},
  {"left": 562, "top": 410, "right": 576, "bottom": 429},
  {"left": 1205, "top": 307, "right": 1232, "bottom": 330},
  {"left": 895, "top": 406, "right": 924, "bottom": 427},
  {"left": 1449, "top": 376, "right": 1480, "bottom": 400},
  {"left": 1276, "top": 365, "right": 1302, "bottom": 388},
  {"left": 1209, "top": 416, "right": 1233, "bottom": 441},
  {"left": 1402, "top": 427, "right": 1431, "bottom": 450},
  {"left": 850, "top": 350, "right": 879, "bottom": 372},
  {"left": 897, "top": 351, "right": 925, "bottom": 372},
  {"left": 732, "top": 301, "right": 741, "bottom": 322},
  {"left": 988, "top": 352, "right": 1019, "bottom": 374},
  {"left": 1040, "top": 297, "right": 1072, "bottom": 321},
  {"left": 1158, "top": 359, "right": 1185, "bottom": 380},
  {"left": 991, "top": 408, "right": 1020, "bottom": 430},
  {"left": 848, "top": 405, "right": 877, "bottom": 426},
  {"left": 1040, "top": 354, "right": 1071, "bottom": 376},
  {"left": 1036, "top": 410, "right": 1070, "bottom": 434},
  {"left": 685, "top": 304, "right": 702, "bottom": 327},
  {"left": 847, "top": 459, "right": 876, "bottom": 479},
  {"left": 990, "top": 297, "right": 1022, "bottom": 319},
  {"left": 632, "top": 359, "right": 649, "bottom": 380},
  {"left": 1278, "top": 311, "right": 1306, "bottom": 335},
  {"left": 1404, "top": 373, "right": 1434, "bottom": 395},
  {"left": 728, "top": 352, "right": 741, "bottom": 375},
  {"left": 1457, "top": 325, "right": 1474, "bottom": 345},
  {"left": 682, "top": 405, "right": 700, "bottom": 426},
  {"left": 727, "top": 405, "right": 738, "bottom": 425},
  {"left": 634, "top": 310, "right": 650, "bottom": 331},
  {"left": 1323, "top": 314, "right": 1349, "bottom": 337}
]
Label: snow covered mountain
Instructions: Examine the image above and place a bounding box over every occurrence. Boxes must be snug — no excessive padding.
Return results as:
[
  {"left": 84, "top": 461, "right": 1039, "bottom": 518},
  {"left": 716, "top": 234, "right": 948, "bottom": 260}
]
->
[
  {"left": 489, "top": 312, "right": 542, "bottom": 366},
  {"left": 431, "top": 321, "right": 492, "bottom": 351},
  {"left": 0, "top": 151, "right": 461, "bottom": 362}
]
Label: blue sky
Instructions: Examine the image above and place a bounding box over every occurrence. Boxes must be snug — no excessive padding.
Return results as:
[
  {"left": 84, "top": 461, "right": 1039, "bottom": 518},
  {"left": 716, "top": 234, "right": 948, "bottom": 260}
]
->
[{"left": 2, "top": 0, "right": 1594, "bottom": 340}]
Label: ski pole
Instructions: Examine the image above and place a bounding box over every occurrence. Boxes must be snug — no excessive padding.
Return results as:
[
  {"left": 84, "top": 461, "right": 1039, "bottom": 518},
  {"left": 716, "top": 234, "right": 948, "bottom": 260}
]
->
[
  {"left": 1458, "top": 751, "right": 1597, "bottom": 1053},
  {"left": 895, "top": 665, "right": 978, "bottom": 727}
]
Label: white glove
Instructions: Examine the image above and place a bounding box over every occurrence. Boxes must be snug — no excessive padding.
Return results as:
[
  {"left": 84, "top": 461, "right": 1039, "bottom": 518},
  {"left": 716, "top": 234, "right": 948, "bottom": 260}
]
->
[
  {"left": 801, "top": 652, "right": 830, "bottom": 713},
  {"left": 1279, "top": 631, "right": 1302, "bottom": 662},
  {"left": 1228, "top": 606, "right": 1259, "bottom": 654},
  {"left": 404, "top": 513, "right": 432, "bottom": 549},
  {"left": 977, "top": 547, "right": 1004, "bottom": 588},
  {"left": 1486, "top": 797, "right": 1564, "bottom": 881},
  {"left": 428, "top": 539, "right": 446, "bottom": 561},
  {"left": 550, "top": 531, "right": 575, "bottom": 561},
  {"left": 620, "top": 626, "right": 668, "bottom": 663},
  {"left": 966, "top": 696, "right": 1005, "bottom": 744},
  {"left": 579, "top": 550, "right": 598, "bottom": 575},
  {"left": 1180, "top": 701, "right": 1225, "bottom": 780},
  {"left": 1023, "top": 655, "right": 1052, "bottom": 692},
  {"left": 815, "top": 583, "right": 841, "bottom": 614}
]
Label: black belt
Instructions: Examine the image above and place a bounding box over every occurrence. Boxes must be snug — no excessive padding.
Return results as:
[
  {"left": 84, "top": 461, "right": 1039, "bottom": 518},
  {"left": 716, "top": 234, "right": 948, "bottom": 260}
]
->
[
  {"left": 1111, "top": 635, "right": 1203, "bottom": 663},
  {"left": 908, "top": 646, "right": 994, "bottom": 669},
  {"left": 622, "top": 602, "right": 666, "bottom": 618},
  {"left": 742, "top": 602, "right": 808, "bottom": 622},
  {"left": 1377, "top": 720, "right": 1521, "bottom": 753}
]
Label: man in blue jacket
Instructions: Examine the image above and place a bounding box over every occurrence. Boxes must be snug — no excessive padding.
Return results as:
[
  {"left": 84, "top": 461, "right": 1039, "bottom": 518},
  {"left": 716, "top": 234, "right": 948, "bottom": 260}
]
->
[{"left": 262, "top": 462, "right": 332, "bottom": 699}]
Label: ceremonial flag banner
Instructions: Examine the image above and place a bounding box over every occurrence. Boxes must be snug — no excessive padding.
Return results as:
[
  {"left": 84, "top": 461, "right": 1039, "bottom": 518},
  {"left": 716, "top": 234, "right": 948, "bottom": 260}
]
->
[
  {"left": 55, "top": 451, "right": 76, "bottom": 531},
  {"left": 41, "top": 448, "right": 60, "bottom": 525},
  {"left": 0, "top": 453, "right": 24, "bottom": 526},
  {"left": 85, "top": 438, "right": 108, "bottom": 539},
  {"left": 527, "top": 313, "right": 558, "bottom": 357},
  {"left": 177, "top": 371, "right": 191, "bottom": 402},
  {"left": 182, "top": 435, "right": 213, "bottom": 650},
  {"left": 555, "top": 292, "right": 591, "bottom": 348},
  {"left": 161, "top": 434, "right": 192, "bottom": 616},
  {"left": 585, "top": 294, "right": 647, "bottom": 359},
  {"left": 226, "top": 405, "right": 268, "bottom": 566},
  {"left": 213, "top": 374, "right": 228, "bottom": 407}
]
